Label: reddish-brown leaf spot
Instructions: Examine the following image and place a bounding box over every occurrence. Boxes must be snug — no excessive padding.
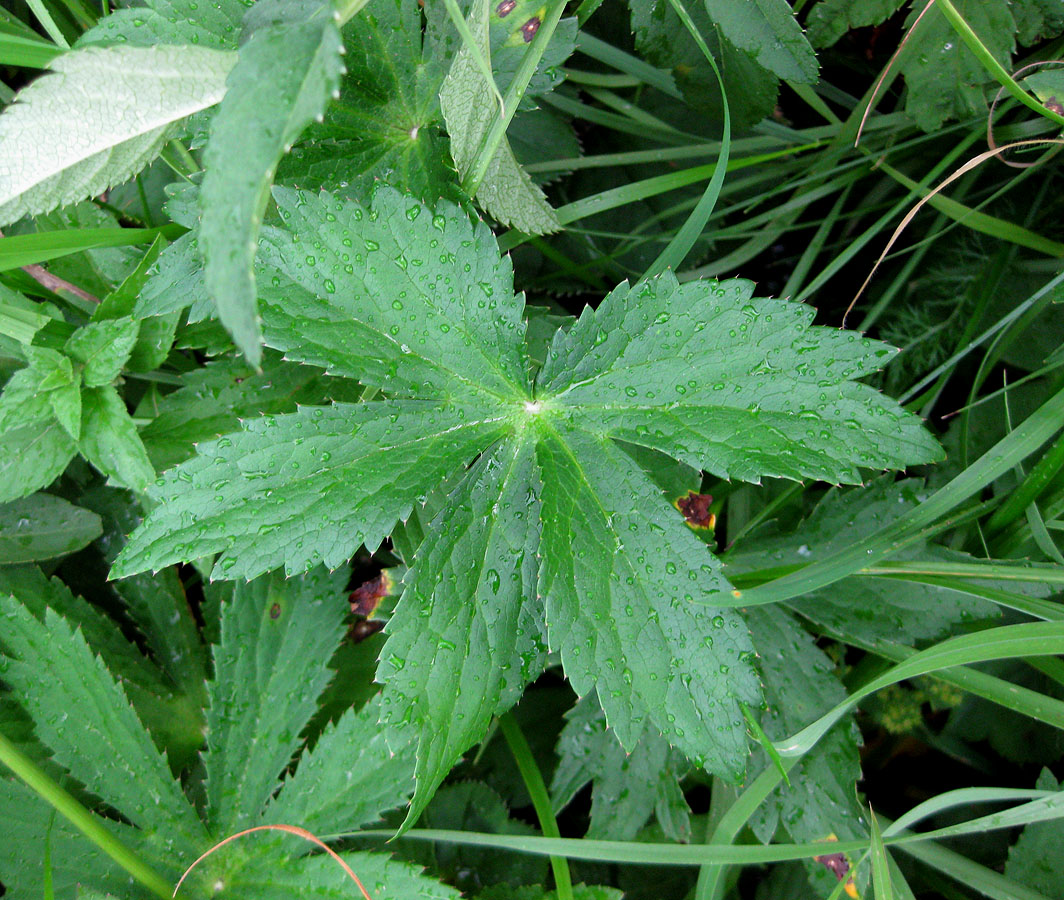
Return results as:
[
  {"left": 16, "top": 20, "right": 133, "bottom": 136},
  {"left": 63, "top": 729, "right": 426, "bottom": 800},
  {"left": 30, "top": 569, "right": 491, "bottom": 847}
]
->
[
  {"left": 814, "top": 834, "right": 859, "bottom": 898},
  {"left": 496, "top": 0, "right": 516, "bottom": 16},
  {"left": 521, "top": 16, "right": 540, "bottom": 42},
  {"left": 269, "top": 602, "right": 282, "bottom": 620},
  {"left": 676, "top": 491, "right": 716, "bottom": 530},
  {"left": 349, "top": 571, "right": 392, "bottom": 618}
]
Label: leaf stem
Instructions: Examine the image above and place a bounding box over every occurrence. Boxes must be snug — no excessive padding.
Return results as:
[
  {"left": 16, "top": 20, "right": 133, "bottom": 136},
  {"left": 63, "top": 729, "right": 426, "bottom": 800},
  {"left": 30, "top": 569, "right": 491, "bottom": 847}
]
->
[
  {"left": 0, "top": 731, "right": 172, "bottom": 900},
  {"left": 461, "top": 0, "right": 568, "bottom": 197},
  {"left": 498, "top": 713, "right": 574, "bottom": 900}
]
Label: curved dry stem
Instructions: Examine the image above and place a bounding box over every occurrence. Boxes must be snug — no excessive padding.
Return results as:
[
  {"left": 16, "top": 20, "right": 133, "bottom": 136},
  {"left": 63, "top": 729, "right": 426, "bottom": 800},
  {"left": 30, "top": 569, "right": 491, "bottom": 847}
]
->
[
  {"left": 988, "top": 60, "right": 1064, "bottom": 168},
  {"left": 843, "top": 138, "right": 1064, "bottom": 325},
  {"left": 172, "top": 824, "right": 374, "bottom": 900}
]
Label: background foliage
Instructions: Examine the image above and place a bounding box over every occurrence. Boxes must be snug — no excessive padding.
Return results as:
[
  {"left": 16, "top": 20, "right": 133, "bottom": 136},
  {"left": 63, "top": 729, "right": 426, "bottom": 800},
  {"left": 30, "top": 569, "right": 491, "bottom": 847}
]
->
[{"left": 1, "top": 0, "right": 1064, "bottom": 899}]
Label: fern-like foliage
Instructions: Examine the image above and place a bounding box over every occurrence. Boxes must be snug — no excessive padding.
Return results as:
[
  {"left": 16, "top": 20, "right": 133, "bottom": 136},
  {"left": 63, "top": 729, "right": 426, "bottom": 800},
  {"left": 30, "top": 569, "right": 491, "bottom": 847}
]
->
[{"left": 112, "top": 186, "right": 941, "bottom": 824}]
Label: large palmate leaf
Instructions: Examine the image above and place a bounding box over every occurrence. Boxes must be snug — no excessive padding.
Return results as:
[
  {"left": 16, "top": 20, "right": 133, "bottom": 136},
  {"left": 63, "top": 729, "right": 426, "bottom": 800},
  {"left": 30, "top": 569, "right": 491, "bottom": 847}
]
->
[
  {"left": 114, "top": 186, "right": 940, "bottom": 816},
  {"left": 0, "top": 44, "right": 234, "bottom": 224},
  {"left": 199, "top": 0, "right": 345, "bottom": 366},
  {"left": 0, "top": 595, "right": 205, "bottom": 853}
]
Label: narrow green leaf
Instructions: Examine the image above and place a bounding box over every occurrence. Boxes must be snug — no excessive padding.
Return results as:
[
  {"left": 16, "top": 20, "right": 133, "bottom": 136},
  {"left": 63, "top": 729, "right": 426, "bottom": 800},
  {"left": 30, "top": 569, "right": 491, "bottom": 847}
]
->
[
  {"left": 203, "top": 567, "right": 348, "bottom": 830},
  {"left": 537, "top": 272, "right": 941, "bottom": 484},
  {"left": 702, "top": 0, "right": 818, "bottom": 83},
  {"left": 78, "top": 385, "right": 155, "bottom": 494},
  {"left": 112, "top": 399, "right": 511, "bottom": 580},
  {"left": 0, "top": 31, "right": 61, "bottom": 67},
  {"left": 0, "top": 596, "right": 205, "bottom": 850},
  {"left": 265, "top": 696, "right": 415, "bottom": 835},
  {"left": 870, "top": 811, "right": 894, "bottom": 900},
  {"left": 379, "top": 432, "right": 547, "bottom": 824},
  {"left": 0, "top": 45, "right": 234, "bottom": 224},
  {"left": 199, "top": 0, "right": 345, "bottom": 365},
  {"left": 535, "top": 422, "right": 761, "bottom": 779},
  {"left": 439, "top": 0, "right": 560, "bottom": 234},
  {"left": 0, "top": 225, "right": 181, "bottom": 273},
  {"left": 0, "top": 494, "right": 101, "bottom": 563}
]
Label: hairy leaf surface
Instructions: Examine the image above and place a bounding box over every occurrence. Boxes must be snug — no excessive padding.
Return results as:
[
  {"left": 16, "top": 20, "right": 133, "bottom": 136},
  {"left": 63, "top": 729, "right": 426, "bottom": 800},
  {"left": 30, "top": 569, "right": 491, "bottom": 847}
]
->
[{"left": 0, "top": 45, "right": 234, "bottom": 224}]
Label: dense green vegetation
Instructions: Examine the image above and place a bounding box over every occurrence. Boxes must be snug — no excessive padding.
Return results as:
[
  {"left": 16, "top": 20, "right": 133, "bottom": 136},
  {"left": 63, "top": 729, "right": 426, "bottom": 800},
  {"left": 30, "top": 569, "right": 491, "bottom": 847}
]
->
[{"left": 0, "top": 0, "right": 1063, "bottom": 898}]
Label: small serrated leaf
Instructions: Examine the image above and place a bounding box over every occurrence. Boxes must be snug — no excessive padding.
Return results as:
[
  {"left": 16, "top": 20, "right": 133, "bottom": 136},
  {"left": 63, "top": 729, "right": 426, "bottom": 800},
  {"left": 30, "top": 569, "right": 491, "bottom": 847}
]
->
[
  {"left": 703, "top": 0, "right": 818, "bottom": 82},
  {"left": 79, "top": 385, "right": 155, "bottom": 493},
  {"left": 65, "top": 317, "right": 140, "bottom": 387}
]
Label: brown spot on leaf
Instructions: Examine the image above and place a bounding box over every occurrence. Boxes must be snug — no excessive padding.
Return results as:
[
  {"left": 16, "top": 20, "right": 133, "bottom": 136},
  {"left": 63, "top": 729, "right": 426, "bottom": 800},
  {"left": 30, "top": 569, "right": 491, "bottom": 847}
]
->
[
  {"left": 496, "top": 0, "right": 516, "bottom": 16},
  {"left": 521, "top": 16, "right": 540, "bottom": 42},
  {"left": 269, "top": 602, "right": 281, "bottom": 619},
  {"left": 676, "top": 491, "right": 716, "bottom": 530},
  {"left": 814, "top": 834, "right": 858, "bottom": 898}
]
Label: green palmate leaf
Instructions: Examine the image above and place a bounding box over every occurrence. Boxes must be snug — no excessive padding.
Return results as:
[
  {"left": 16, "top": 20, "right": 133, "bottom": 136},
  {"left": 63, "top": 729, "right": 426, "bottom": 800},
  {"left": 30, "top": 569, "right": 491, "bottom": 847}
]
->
[
  {"left": 243, "top": 851, "right": 462, "bottom": 900},
  {"left": 257, "top": 187, "right": 531, "bottom": 401},
  {"left": 536, "top": 273, "right": 942, "bottom": 484},
  {"left": 0, "top": 595, "right": 205, "bottom": 851},
  {"left": 0, "top": 494, "right": 101, "bottom": 563},
  {"left": 743, "top": 605, "right": 865, "bottom": 894},
  {"left": 113, "top": 399, "right": 511, "bottom": 580},
  {"left": 203, "top": 567, "right": 348, "bottom": 830},
  {"left": 702, "top": 0, "right": 817, "bottom": 82},
  {"left": 805, "top": 0, "right": 908, "bottom": 48},
  {"left": 629, "top": 0, "right": 780, "bottom": 127},
  {"left": 900, "top": 0, "right": 1015, "bottom": 131},
  {"left": 1006, "top": 769, "right": 1064, "bottom": 896},
  {"left": 114, "top": 187, "right": 941, "bottom": 809},
  {"left": 64, "top": 317, "right": 140, "bottom": 387},
  {"left": 551, "top": 695, "right": 692, "bottom": 842},
  {"left": 265, "top": 696, "right": 415, "bottom": 835},
  {"left": 78, "top": 386, "right": 155, "bottom": 494},
  {"left": 0, "top": 45, "right": 234, "bottom": 224},
  {"left": 439, "top": 0, "right": 560, "bottom": 235},
  {"left": 727, "top": 479, "right": 1001, "bottom": 646},
  {"left": 535, "top": 422, "right": 760, "bottom": 778},
  {"left": 1013, "top": 0, "right": 1064, "bottom": 44},
  {"left": 0, "top": 563, "right": 205, "bottom": 775},
  {"left": 277, "top": 0, "right": 459, "bottom": 203},
  {"left": 378, "top": 432, "right": 547, "bottom": 822},
  {"left": 199, "top": 0, "right": 345, "bottom": 366},
  {"left": 140, "top": 349, "right": 362, "bottom": 470}
]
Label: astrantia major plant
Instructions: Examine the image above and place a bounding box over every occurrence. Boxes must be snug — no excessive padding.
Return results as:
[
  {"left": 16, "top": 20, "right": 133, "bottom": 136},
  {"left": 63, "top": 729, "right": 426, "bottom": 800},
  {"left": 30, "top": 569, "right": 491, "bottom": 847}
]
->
[{"left": 111, "top": 185, "right": 942, "bottom": 822}]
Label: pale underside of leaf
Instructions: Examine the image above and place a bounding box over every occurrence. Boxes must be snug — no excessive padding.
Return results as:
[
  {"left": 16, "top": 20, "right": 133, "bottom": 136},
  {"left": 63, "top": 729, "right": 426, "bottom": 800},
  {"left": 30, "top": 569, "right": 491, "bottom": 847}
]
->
[
  {"left": 535, "top": 421, "right": 762, "bottom": 780},
  {"left": 111, "top": 399, "right": 512, "bottom": 580},
  {"left": 0, "top": 45, "right": 235, "bottom": 224},
  {"left": 378, "top": 431, "right": 547, "bottom": 825}
]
